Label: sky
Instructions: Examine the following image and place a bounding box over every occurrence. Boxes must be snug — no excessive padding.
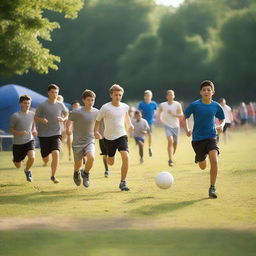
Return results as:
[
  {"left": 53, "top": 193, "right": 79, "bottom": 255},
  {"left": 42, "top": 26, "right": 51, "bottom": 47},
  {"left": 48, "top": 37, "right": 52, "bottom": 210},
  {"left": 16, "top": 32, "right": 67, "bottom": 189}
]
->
[{"left": 154, "top": 0, "right": 184, "bottom": 8}]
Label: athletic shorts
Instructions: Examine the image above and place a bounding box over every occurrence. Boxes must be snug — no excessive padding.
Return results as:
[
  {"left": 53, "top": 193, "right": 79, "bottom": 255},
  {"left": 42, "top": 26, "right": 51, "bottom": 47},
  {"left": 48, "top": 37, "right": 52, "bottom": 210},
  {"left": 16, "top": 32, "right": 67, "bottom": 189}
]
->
[
  {"left": 223, "top": 123, "right": 231, "bottom": 133},
  {"left": 192, "top": 138, "right": 219, "bottom": 163},
  {"left": 99, "top": 139, "right": 107, "bottom": 155},
  {"left": 134, "top": 136, "right": 144, "bottom": 143},
  {"left": 103, "top": 135, "right": 128, "bottom": 157},
  {"left": 13, "top": 140, "right": 35, "bottom": 163},
  {"left": 72, "top": 143, "right": 95, "bottom": 162},
  {"left": 164, "top": 126, "right": 180, "bottom": 142},
  {"left": 39, "top": 135, "right": 61, "bottom": 158}
]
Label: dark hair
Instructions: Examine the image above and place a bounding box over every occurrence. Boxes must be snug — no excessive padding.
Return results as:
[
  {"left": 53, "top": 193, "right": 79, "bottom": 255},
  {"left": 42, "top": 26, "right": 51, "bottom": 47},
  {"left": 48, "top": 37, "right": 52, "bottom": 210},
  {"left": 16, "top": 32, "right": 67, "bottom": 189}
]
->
[
  {"left": 48, "top": 84, "right": 59, "bottom": 91},
  {"left": 219, "top": 97, "right": 225, "bottom": 103},
  {"left": 19, "top": 94, "right": 31, "bottom": 103},
  {"left": 82, "top": 89, "right": 96, "bottom": 99},
  {"left": 71, "top": 100, "right": 80, "bottom": 106},
  {"left": 135, "top": 110, "right": 141, "bottom": 115},
  {"left": 200, "top": 80, "right": 215, "bottom": 91}
]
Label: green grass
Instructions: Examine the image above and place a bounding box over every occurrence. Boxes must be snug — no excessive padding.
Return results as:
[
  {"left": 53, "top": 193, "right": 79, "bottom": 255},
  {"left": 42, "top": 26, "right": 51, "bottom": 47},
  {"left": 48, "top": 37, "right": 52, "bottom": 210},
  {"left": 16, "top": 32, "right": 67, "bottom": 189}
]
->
[{"left": 0, "top": 128, "right": 255, "bottom": 255}]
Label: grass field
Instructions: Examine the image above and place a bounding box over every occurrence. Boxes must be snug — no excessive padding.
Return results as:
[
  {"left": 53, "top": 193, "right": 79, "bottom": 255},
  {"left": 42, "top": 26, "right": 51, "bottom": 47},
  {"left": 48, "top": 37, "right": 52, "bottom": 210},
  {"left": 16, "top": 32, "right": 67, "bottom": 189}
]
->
[{"left": 0, "top": 128, "right": 256, "bottom": 256}]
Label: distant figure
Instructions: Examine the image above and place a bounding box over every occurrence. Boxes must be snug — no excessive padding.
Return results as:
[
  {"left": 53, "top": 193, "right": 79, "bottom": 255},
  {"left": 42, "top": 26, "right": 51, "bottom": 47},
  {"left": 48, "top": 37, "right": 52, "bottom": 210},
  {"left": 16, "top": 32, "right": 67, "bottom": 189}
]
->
[
  {"left": 219, "top": 98, "right": 233, "bottom": 143},
  {"left": 132, "top": 110, "right": 150, "bottom": 164},
  {"left": 239, "top": 102, "right": 248, "bottom": 125},
  {"left": 35, "top": 84, "right": 69, "bottom": 184},
  {"left": 9, "top": 95, "right": 37, "bottom": 182},
  {"left": 138, "top": 90, "right": 157, "bottom": 157},
  {"left": 184, "top": 80, "right": 225, "bottom": 199},
  {"left": 247, "top": 102, "right": 256, "bottom": 125},
  {"left": 94, "top": 84, "right": 134, "bottom": 191},
  {"left": 67, "top": 100, "right": 81, "bottom": 160},
  {"left": 66, "top": 90, "right": 98, "bottom": 188},
  {"left": 158, "top": 90, "right": 184, "bottom": 167}
]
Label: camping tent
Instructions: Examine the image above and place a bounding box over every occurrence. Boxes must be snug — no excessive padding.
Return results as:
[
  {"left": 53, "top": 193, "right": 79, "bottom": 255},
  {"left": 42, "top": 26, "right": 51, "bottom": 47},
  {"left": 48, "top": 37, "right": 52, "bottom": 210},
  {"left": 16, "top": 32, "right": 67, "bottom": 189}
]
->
[{"left": 0, "top": 84, "right": 70, "bottom": 132}]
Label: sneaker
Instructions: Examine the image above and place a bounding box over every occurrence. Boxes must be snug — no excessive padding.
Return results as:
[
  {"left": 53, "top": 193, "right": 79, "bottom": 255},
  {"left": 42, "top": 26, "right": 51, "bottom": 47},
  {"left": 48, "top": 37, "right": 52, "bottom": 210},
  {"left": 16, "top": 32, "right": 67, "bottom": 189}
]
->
[
  {"left": 50, "top": 176, "right": 59, "bottom": 184},
  {"left": 149, "top": 148, "right": 152, "bottom": 157},
  {"left": 168, "top": 160, "right": 174, "bottom": 167},
  {"left": 24, "top": 170, "right": 32, "bottom": 182},
  {"left": 209, "top": 186, "right": 217, "bottom": 198},
  {"left": 140, "top": 158, "right": 144, "bottom": 164},
  {"left": 81, "top": 171, "right": 90, "bottom": 187},
  {"left": 104, "top": 170, "right": 109, "bottom": 178},
  {"left": 73, "top": 170, "right": 81, "bottom": 186},
  {"left": 119, "top": 180, "right": 130, "bottom": 191}
]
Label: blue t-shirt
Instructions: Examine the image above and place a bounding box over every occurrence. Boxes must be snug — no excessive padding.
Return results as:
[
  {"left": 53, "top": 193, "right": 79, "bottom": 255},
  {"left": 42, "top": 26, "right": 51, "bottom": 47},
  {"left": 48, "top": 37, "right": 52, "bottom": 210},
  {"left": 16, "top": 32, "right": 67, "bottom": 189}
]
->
[
  {"left": 184, "top": 99, "right": 225, "bottom": 141},
  {"left": 138, "top": 101, "right": 158, "bottom": 125}
]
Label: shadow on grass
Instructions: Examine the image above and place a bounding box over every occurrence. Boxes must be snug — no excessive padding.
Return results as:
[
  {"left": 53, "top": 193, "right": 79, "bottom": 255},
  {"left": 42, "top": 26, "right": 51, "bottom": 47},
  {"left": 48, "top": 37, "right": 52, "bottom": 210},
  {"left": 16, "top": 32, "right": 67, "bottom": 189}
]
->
[
  {"left": 231, "top": 169, "right": 256, "bottom": 175},
  {"left": 131, "top": 198, "right": 207, "bottom": 216},
  {"left": 0, "top": 167, "right": 16, "bottom": 171},
  {"left": 0, "top": 184, "right": 25, "bottom": 188},
  {"left": 127, "top": 196, "right": 154, "bottom": 204},
  {"left": 0, "top": 228, "right": 255, "bottom": 256}
]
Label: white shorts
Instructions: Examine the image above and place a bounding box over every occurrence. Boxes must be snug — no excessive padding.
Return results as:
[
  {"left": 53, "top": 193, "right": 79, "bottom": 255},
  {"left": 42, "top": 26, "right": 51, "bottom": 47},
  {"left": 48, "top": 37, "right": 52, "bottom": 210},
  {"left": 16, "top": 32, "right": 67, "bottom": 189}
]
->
[
  {"left": 72, "top": 143, "right": 95, "bottom": 162},
  {"left": 164, "top": 126, "right": 180, "bottom": 142}
]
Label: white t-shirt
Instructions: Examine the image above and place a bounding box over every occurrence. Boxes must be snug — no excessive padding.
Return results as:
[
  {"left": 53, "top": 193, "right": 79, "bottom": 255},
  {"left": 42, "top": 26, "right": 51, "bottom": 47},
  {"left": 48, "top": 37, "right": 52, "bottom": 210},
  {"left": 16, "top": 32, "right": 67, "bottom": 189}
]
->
[
  {"left": 221, "top": 104, "right": 232, "bottom": 123},
  {"left": 159, "top": 101, "right": 181, "bottom": 128},
  {"left": 96, "top": 102, "right": 129, "bottom": 140}
]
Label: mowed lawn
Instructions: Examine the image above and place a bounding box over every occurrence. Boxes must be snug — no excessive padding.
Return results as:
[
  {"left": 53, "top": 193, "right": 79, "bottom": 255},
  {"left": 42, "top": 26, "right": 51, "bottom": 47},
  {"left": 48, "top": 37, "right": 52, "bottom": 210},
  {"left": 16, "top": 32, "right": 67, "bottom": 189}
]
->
[{"left": 0, "top": 128, "right": 255, "bottom": 256}]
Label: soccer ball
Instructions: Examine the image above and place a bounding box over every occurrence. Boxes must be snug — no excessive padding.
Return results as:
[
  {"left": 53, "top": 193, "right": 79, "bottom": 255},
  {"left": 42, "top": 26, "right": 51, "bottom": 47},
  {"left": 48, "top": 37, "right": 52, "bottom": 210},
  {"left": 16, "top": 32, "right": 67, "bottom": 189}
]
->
[{"left": 155, "top": 171, "right": 174, "bottom": 189}]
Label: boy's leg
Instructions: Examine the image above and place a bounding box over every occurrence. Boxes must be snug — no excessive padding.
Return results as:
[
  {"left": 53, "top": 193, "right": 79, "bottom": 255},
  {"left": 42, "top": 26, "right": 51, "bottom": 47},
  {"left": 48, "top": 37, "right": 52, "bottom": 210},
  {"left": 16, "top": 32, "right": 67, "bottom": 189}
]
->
[
  {"left": 198, "top": 160, "right": 207, "bottom": 170},
  {"left": 50, "top": 150, "right": 59, "bottom": 182},
  {"left": 120, "top": 150, "right": 129, "bottom": 181},
  {"left": 67, "top": 134, "right": 72, "bottom": 160},
  {"left": 25, "top": 150, "right": 35, "bottom": 170},
  {"left": 208, "top": 149, "right": 218, "bottom": 186},
  {"left": 14, "top": 162, "right": 22, "bottom": 168},
  {"left": 42, "top": 156, "right": 49, "bottom": 166},
  {"left": 167, "top": 136, "right": 174, "bottom": 160},
  {"left": 81, "top": 151, "right": 95, "bottom": 188},
  {"left": 137, "top": 141, "right": 144, "bottom": 163},
  {"left": 148, "top": 132, "right": 152, "bottom": 156}
]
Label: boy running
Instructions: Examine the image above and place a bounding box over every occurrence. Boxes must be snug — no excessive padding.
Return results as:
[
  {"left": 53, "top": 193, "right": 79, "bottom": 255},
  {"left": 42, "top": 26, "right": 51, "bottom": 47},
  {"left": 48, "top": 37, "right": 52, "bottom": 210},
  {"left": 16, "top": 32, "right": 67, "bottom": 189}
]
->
[
  {"left": 94, "top": 84, "right": 134, "bottom": 191},
  {"left": 158, "top": 90, "right": 183, "bottom": 167},
  {"left": 138, "top": 90, "right": 157, "bottom": 157},
  {"left": 35, "top": 84, "right": 68, "bottom": 183},
  {"left": 132, "top": 110, "right": 150, "bottom": 164},
  {"left": 10, "top": 95, "right": 36, "bottom": 182},
  {"left": 183, "top": 80, "right": 225, "bottom": 198},
  {"left": 66, "top": 90, "right": 98, "bottom": 187}
]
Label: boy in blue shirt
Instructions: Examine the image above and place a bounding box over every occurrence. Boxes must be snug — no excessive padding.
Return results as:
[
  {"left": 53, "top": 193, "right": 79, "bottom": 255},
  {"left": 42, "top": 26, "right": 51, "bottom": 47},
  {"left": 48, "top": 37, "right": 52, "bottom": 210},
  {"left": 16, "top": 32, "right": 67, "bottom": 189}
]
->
[
  {"left": 138, "top": 90, "right": 157, "bottom": 157},
  {"left": 184, "top": 80, "right": 225, "bottom": 198}
]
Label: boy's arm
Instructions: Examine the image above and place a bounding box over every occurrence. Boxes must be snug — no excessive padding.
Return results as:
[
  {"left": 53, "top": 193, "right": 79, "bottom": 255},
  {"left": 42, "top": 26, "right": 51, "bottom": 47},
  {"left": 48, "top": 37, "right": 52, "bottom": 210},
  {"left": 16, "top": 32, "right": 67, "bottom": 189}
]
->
[
  {"left": 34, "top": 115, "right": 48, "bottom": 124},
  {"left": 94, "top": 120, "right": 102, "bottom": 139},
  {"left": 216, "top": 119, "right": 225, "bottom": 134},
  {"left": 183, "top": 116, "right": 192, "bottom": 137},
  {"left": 9, "top": 127, "right": 27, "bottom": 136},
  {"left": 32, "top": 120, "right": 37, "bottom": 137},
  {"left": 168, "top": 104, "right": 184, "bottom": 118},
  {"left": 66, "top": 120, "right": 73, "bottom": 135},
  {"left": 57, "top": 111, "right": 68, "bottom": 122},
  {"left": 125, "top": 112, "right": 134, "bottom": 131},
  {"left": 158, "top": 105, "right": 163, "bottom": 123}
]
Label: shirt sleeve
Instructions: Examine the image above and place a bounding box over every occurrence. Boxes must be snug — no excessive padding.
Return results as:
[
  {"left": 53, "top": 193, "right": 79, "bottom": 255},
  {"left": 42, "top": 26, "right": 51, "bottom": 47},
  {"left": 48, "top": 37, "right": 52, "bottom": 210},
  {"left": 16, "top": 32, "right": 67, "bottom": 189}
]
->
[
  {"left": 184, "top": 103, "right": 193, "bottom": 118},
  {"left": 68, "top": 110, "right": 76, "bottom": 121},
  {"left": 138, "top": 102, "right": 143, "bottom": 111},
  {"left": 96, "top": 107, "right": 106, "bottom": 122},
  {"left": 216, "top": 104, "right": 225, "bottom": 120},
  {"left": 9, "top": 114, "right": 17, "bottom": 129},
  {"left": 144, "top": 120, "right": 150, "bottom": 130},
  {"left": 154, "top": 102, "right": 158, "bottom": 110},
  {"left": 61, "top": 103, "right": 69, "bottom": 114},
  {"left": 35, "top": 103, "right": 43, "bottom": 117}
]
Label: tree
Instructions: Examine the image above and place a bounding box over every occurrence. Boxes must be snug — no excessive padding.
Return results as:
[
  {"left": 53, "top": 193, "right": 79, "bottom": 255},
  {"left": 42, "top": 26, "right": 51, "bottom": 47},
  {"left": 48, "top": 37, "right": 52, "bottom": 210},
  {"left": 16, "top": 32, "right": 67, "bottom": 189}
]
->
[{"left": 0, "top": 0, "right": 83, "bottom": 75}]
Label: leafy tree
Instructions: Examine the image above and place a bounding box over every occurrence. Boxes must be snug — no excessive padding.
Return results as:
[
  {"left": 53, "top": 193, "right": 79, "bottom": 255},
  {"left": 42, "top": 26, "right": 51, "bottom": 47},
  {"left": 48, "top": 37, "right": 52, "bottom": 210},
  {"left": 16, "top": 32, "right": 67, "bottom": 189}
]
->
[{"left": 0, "top": 0, "right": 83, "bottom": 75}]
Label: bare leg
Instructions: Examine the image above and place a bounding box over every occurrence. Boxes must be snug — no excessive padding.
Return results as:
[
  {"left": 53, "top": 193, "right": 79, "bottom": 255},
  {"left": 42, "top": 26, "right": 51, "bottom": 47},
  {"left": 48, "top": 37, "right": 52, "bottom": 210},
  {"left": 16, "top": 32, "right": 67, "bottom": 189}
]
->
[
  {"left": 67, "top": 134, "right": 72, "bottom": 160},
  {"left": 84, "top": 152, "right": 94, "bottom": 172},
  {"left": 198, "top": 159, "right": 207, "bottom": 170},
  {"left": 208, "top": 149, "right": 218, "bottom": 186},
  {"left": 74, "top": 159, "right": 83, "bottom": 172},
  {"left": 120, "top": 151, "right": 129, "bottom": 181},
  {"left": 167, "top": 136, "right": 174, "bottom": 161},
  {"left": 25, "top": 150, "right": 35, "bottom": 170},
  {"left": 107, "top": 156, "right": 115, "bottom": 166},
  {"left": 173, "top": 141, "right": 178, "bottom": 155},
  {"left": 42, "top": 156, "right": 49, "bottom": 166},
  {"left": 14, "top": 162, "right": 22, "bottom": 168},
  {"left": 51, "top": 150, "right": 59, "bottom": 177},
  {"left": 137, "top": 141, "right": 144, "bottom": 160},
  {"left": 102, "top": 155, "right": 108, "bottom": 171}
]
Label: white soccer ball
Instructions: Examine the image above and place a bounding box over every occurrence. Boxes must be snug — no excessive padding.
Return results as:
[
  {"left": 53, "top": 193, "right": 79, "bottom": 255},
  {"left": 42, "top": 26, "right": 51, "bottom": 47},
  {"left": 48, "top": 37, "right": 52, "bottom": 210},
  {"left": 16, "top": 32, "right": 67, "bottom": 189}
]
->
[{"left": 155, "top": 171, "right": 174, "bottom": 189}]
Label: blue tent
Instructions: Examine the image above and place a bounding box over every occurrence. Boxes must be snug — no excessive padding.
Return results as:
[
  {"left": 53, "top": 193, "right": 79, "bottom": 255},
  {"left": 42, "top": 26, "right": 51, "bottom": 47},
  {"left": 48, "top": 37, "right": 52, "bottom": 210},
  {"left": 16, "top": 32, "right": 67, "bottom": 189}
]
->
[{"left": 0, "top": 84, "right": 70, "bottom": 132}]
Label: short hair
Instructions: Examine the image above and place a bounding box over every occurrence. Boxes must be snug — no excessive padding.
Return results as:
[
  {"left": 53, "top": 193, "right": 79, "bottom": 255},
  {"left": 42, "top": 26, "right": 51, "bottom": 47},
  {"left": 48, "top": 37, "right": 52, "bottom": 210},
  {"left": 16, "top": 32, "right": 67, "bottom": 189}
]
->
[
  {"left": 71, "top": 100, "right": 80, "bottom": 106},
  {"left": 19, "top": 94, "right": 31, "bottom": 103},
  {"left": 135, "top": 110, "right": 141, "bottom": 115},
  {"left": 166, "top": 89, "right": 174, "bottom": 95},
  {"left": 144, "top": 90, "right": 152, "bottom": 96},
  {"left": 48, "top": 84, "right": 59, "bottom": 91},
  {"left": 82, "top": 89, "right": 96, "bottom": 99},
  {"left": 200, "top": 80, "right": 215, "bottom": 91},
  {"left": 109, "top": 84, "right": 124, "bottom": 94},
  {"left": 219, "top": 97, "right": 225, "bottom": 103}
]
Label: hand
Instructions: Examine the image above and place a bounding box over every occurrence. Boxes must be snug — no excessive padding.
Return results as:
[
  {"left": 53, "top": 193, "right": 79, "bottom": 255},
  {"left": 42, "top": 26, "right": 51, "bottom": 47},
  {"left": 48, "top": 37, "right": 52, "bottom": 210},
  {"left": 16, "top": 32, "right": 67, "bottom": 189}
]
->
[
  {"left": 94, "top": 131, "right": 102, "bottom": 140},
  {"left": 19, "top": 130, "right": 28, "bottom": 136},
  {"left": 141, "top": 130, "right": 147, "bottom": 134},
  {"left": 57, "top": 116, "right": 65, "bottom": 122},
  {"left": 129, "top": 125, "right": 134, "bottom": 132},
  {"left": 216, "top": 125, "right": 223, "bottom": 134},
  {"left": 66, "top": 129, "right": 72, "bottom": 136},
  {"left": 42, "top": 118, "right": 48, "bottom": 124},
  {"left": 32, "top": 131, "right": 37, "bottom": 137},
  {"left": 186, "top": 129, "right": 192, "bottom": 137}
]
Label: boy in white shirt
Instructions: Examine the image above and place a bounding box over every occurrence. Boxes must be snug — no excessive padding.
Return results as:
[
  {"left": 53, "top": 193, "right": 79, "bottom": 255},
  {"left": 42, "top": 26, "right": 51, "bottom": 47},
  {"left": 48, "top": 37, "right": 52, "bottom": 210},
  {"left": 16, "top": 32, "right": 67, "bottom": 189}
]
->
[
  {"left": 158, "top": 90, "right": 184, "bottom": 166},
  {"left": 94, "top": 84, "right": 134, "bottom": 191}
]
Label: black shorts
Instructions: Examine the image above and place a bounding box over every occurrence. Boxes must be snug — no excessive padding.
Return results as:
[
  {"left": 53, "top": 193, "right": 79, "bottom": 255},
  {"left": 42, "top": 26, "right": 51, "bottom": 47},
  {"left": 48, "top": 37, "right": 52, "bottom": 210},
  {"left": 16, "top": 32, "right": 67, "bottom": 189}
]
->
[
  {"left": 223, "top": 123, "right": 231, "bottom": 133},
  {"left": 99, "top": 139, "right": 107, "bottom": 155},
  {"left": 103, "top": 136, "right": 128, "bottom": 157},
  {"left": 13, "top": 140, "right": 35, "bottom": 163},
  {"left": 192, "top": 138, "right": 219, "bottom": 163},
  {"left": 39, "top": 135, "right": 61, "bottom": 158}
]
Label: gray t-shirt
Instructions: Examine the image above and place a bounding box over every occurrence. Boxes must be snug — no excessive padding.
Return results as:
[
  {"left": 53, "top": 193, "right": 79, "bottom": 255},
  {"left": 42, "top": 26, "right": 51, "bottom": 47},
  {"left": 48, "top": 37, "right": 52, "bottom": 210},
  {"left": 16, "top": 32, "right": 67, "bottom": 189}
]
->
[
  {"left": 35, "top": 100, "right": 68, "bottom": 137},
  {"left": 10, "top": 111, "right": 35, "bottom": 145},
  {"left": 68, "top": 107, "right": 99, "bottom": 147},
  {"left": 132, "top": 118, "right": 150, "bottom": 138}
]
